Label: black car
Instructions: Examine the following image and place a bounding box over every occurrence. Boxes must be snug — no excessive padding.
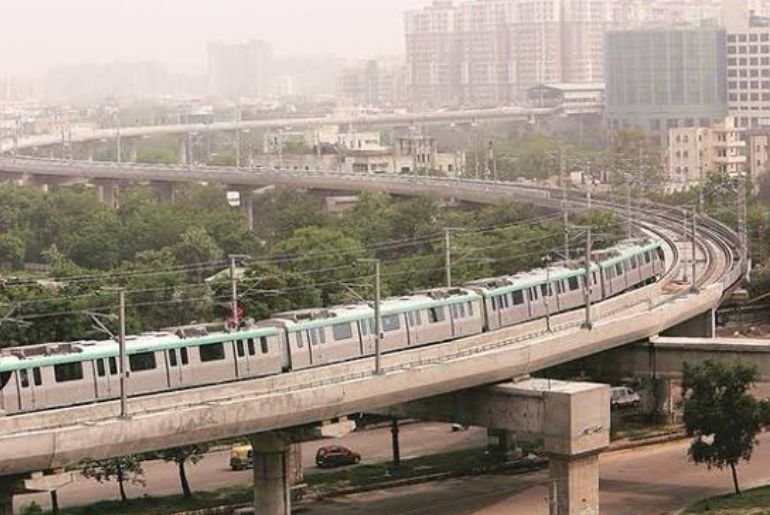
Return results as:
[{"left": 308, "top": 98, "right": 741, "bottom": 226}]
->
[{"left": 315, "top": 445, "right": 361, "bottom": 468}]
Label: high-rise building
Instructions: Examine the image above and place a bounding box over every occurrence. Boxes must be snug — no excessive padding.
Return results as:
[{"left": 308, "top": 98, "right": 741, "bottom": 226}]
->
[
  {"left": 338, "top": 58, "right": 406, "bottom": 107},
  {"left": 605, "top": 27, "right": 728, "bottom": 133},
  {"left": 207, "top": 40, "right": 272, "bottom": 99}
]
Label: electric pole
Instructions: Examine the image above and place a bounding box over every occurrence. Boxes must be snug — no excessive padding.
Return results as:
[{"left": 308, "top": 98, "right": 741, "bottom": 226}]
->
[
  {"left": 691, "top": 211, "right": 698, "bottom": 292},
  {"left": 584, "top": 227, "right": 593, "bottom": 329},
  {"left": 682, "top": 208, "right": 690, "bottom": 284},
  {"left": 358, "top": 259, "right": 382, "bottom": 375},
  {"left": 561, "top": 147, "right": 570, "bottom": 260},
  {"left": 738, "top": 172, "right": 748, "bottom": 261},
  {"left": 626, "top": 176, "right": 632, "bottom": 239},
  {"left": 444, "top": 227, "right": 464, "bottom": 288},
  {"left": 235, "top": 105, "right": 242, "bottom": 169},
  {"left": 543, "top": 255, "right": 552, "bottom": 333},
  {"left": 117, "top": 289, "right": 128, "bottom": 418}
]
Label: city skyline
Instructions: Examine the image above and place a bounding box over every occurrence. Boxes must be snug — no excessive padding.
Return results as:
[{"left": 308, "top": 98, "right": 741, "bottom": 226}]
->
[{"left": 0, "top": 0, "right": 426, "bottom": 77}]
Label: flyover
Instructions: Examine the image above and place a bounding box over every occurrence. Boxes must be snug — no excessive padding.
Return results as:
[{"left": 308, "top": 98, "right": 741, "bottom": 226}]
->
[
  {"left": 0, "top": 154, "right": 746, "bottom": 515},
  {"left": 0, "top": 106, "right": 559, "bottom": 156}
]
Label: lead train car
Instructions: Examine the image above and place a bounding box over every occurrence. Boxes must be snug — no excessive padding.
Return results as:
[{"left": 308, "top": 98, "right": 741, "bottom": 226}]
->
[{"left": 0, "top": 327, "right": 282, "bottom": 414}]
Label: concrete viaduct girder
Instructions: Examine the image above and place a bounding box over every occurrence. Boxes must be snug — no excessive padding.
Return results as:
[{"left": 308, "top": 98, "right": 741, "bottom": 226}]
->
[{"left": 379, "top": 379, "right": 610, "bottom": 515}]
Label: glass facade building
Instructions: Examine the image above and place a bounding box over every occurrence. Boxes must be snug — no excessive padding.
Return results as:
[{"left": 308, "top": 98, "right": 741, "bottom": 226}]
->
[{"left": 606, "top": 27, "right": 728, "bottom": 132}]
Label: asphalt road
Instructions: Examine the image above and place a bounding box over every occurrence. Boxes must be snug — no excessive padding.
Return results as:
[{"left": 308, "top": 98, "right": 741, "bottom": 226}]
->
[
  {"left": 13, "top": 422, "right": 487, "bottom": 512},
  {"left": 306, "top": 432, "right": 770, "bottom": 515},
  {"left": 15, "top": 428, "right": 770, "bottom": 514}
]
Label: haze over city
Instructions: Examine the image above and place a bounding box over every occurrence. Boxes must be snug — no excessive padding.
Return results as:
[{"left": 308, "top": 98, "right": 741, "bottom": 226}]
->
[
  {"left": 0, "top": 1, "right": 769, "bottom": 515},
  {"left": 0, "top": 0, "right": 423, "bottom": 76}
]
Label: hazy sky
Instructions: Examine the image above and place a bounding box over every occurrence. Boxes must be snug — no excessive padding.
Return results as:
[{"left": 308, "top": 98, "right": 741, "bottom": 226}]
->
[{"left": 1, "top": 0, "right": 425, "bottom": 76}]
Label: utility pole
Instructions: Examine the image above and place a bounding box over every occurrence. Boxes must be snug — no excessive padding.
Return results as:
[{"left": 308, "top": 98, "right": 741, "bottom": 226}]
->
[
  {"left": 235, "top": 105, "right": 242, "bottom": 169},
  {"left": 626, "top": 176, "right": 632, "bottom": 239},
  {"left": 116, "top": 120, "right": 122, "bottom": 164},
  {"left": 390, "top": 418, "right": 401, "bottom": 468},
  {"left": 681, "top": 208, "right": 690, "bottom": 284},
  {"left": 117, "top": 289, "right": 128, "bottom": 418},
  {"left": 443, "top": 227, "right": 464, "bottom": 288},
  {"left": 358, "top": 259, "right": 382, "bottom": 375},
  {"left": 543, "top": 255, "right": 552, "bottom": 333},
  {"left": 560, "top": 147, "right": 570, "bottom": 260},
  {"left": 738, "top": 172, "right": 748, "bottom": 261},
  {"left": 691, "top": 211, "right": 698, "bottom": 292},
  {"left": 698, "top": 165, "right": 704, "bottom": 214},
  {"left": 230, "top": 255, "right": 239, "bottom": 328},
  {"left": 586, "top": 165, "right": 592, "bottom": 210},
  {"left": 584, "top": 227, "right": 593, "bottom": 329}
]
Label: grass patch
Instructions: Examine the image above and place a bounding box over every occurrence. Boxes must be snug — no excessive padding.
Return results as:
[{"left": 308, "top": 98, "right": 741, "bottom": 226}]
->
[
  {"left": 30, "top": 443, "right": 543, "bottom": 515},
  {"left": 26, "top": 485, "right": 252, "bottom": 515},
  {"left": 683, "top": 484, "right": 770, "bottom": 514},
  {"left": 611, "top": 411, "right": 680, "bottom": 442}
]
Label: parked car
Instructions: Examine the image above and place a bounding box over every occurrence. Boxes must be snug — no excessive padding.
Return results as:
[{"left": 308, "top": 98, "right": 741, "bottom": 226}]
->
[
  {"left": 230, "top": 444, "right": 253, "bottom": 470},
  {"left": 315, "top": 445, "right": 361, "bottom": 468},
  {"left": 610, "top": 386, "right": 641, "bottom": 409}
]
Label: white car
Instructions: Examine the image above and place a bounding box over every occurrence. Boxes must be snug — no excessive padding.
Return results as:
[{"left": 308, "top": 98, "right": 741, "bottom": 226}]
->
[{"left": 610, "top": 386, "right": 641, "bottom": 409}]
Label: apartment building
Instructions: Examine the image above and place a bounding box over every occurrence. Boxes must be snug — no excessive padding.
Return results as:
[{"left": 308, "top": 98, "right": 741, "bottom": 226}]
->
[
  {"left": 338, "top": 58, "right": 406, "bottom": 107},
  {"left": 667, "top": 117, "right": 746, "bottom": 190},
  {"left": 207, "top": 40, "right": 272, "bottom": 99}
]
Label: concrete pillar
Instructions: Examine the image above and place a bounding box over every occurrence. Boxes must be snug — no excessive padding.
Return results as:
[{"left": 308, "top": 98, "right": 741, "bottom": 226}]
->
[
  {"left": 0, "top": 476, "right": 22, "bottom": 515},
  {"left": 548, "top": 453, "right": 600, "bottom": 515},
  {"left": 248, "top": 433, "right": 291, "bottom": 515},
  {"left": 94, "top": 180, "right": 120, "bottom": 208},
  {"left": 640, "top": 377, "right": 673, "bottom": 420},
  {"left": 391, "top": 418, "right": 401, "bottom": 467},
  {"left": 179, "top": 137, "right": 188, "bottom": 165},
  {"left": 486, "top": 429, "right": 522, "bottom": 460},
  {"left": 154, "top": 181, "right": 175, "bottom": 203}
]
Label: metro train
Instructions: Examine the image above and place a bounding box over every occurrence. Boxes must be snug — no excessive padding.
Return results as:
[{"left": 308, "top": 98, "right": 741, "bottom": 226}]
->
[{"left": 0, "top": 238, "right": 664, "bottom": 415}]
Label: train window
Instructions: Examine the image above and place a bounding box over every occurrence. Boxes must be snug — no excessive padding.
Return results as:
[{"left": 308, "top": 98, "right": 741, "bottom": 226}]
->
[
  {"left": 33, "top": 368, "right": 42, "bottom": 386},
  {"left": 568, "top": 277, "right": 580, "bottom": 291},
  {"left": 450, "top": 304, "right": 457, "bottom": 318},
  {"left": 54, "top": 362, "right": 84, "bottom": 383},
  {"left": 415, "top": 310, "right": 422, "bottom": 325},
  {"left": 541, "top": 284, "right": 549, "bottom": 297},
  {"left": 109, "top": 357, "right": 118, "bottom": 375},
  {"left": 382, "top": 314, "right": 401, "bottom": 332},
  {"left": 645, "top": 251, "right": 652, "bottom": 263},
  {"left": 491, "top": 298, "right": 497, "bottom": 311},
  {"left": 19, "top": 369, "right": 29, "bottom": 388},
  {"left": 428, "top": 307, "right": 445, "bottom": 323},
  {"left": 296, "top": 332, "right": 304, "bottom": 348},
  {"left": 459, "top": 303, "right": 466, "bottom": 317},
  {"left": 96, "top": 359, "right": 106, "bottom": 377},
  {"left": 630, "top": 256, "right": 638, "bottom": 269},
  {"left": 361, "top": 320, "right": 368, "bottom": 336},
  {"left": 180, "top": 347, "right": 189, "bottom": 365},
  {"left": 530, "top": 288, "right": 539, "bottom": 300},
  {"left": 467, "top": 302, "right": 473, "bottom": 316},
  {"left": 248, "top": 338, "right": 256, "bottom": 356},
  {"left": 318, "top": 328, "right": 326, "bottom": 344},
  {"left": 512, "top": 291, "right": 524, "bottom": 305},
  {"left": 260, "top": 336, "right": 269, "bottom": 354},
  {"left": 129, "top": 352, "right": 157, "bottom": 372},
  {"left": 199, "top": 343, "right": 225, "bottom": 362},
  {"left": 333, "top": 323, "right": 353, "bottom": 341},
  {"left": 168, "top": 349, "right": 178, "bottom": 367},
  {"left": 309, "top": 330, "right": 318, "bottom": 346},
  {"left": 592, "top": 272, "right": 598, "bottom": 284},
  {"left": 0, "top": 372, "right": 11, "bottom": 391},
  {"left": 407, "top": 312, "right": 415, "bottom": 327},
  {"left": 369, "top": 319, "right": 376, "bottom": 333},
  {"left": 236, "top": 340, "right": 245, "bottom": 357}
]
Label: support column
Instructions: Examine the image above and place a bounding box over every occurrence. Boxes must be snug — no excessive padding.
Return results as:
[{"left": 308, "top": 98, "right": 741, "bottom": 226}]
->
[
  {"left": 640, "top": 377, "right": 673, "bottom": 421},
  {"left": 548, "top": 453, "right": 600, "bottom": 515},
  {"left": 662, "top": 309, "right": 715, "bottom": 338},
  {"left": 179, "top": 137, "right": 188, "bottom": 165},
  {"left": 94, "top": 180, "right": 120, "bottom": 208},
  {"left": 248, "top": 433, "right": 291, "bottom": 515},
  {"left": 154, "top": 181, "right": 175, "bottom": 203},
  {"left": 390, "top": 418, "right": 401, "bottom": 467},
  {"left": 0, "top": 476, "right": 22, "bottom": 515},
  {"left": 487, "top": 429, "right": 522, "bottom": 460}
]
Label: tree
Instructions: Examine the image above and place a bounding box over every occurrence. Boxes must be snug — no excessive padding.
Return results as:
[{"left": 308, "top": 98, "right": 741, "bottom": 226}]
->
[
  {"left": 682, "top": 360, "right": 770, "bottom": 494},
  {"left": 155, "top": 445, "right": 208, "bottom": 498},
  {"left": 80, "top": 456, "right": 145, "bottom": 502}
]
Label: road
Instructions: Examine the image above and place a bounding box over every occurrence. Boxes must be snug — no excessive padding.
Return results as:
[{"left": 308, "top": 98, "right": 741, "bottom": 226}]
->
[
  {"left": 13, "top": 422, "right": 487, "bottom": 512},
  {"left": 305, "top": 432, "right": 770, "bottom": 515},
  {"left": 15, "top": 428, "right": 770, "bottom": 514}
]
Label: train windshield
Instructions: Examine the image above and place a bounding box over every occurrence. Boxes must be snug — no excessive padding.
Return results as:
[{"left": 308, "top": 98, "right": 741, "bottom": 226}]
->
[{"left": 0, "top": 371, "right": 11, "bottom": 391}]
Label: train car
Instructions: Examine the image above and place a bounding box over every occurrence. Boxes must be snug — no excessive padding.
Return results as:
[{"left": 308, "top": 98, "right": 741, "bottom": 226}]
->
[
  {"left": 593, "top": 239, "right": 664, "bottom": 298},
  {"left": 0, "top": 326, "right": 283, "bottom": 415},
  {"left": 265, "top": 288, "right": 484, "bottom": 370},
  {"left": 465, "top": 276, "right": 533, "bottom": 331}
]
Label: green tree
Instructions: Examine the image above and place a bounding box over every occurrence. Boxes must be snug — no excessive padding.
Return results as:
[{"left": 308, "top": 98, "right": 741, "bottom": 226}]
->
[
  {"left": 135, "top": 148, "right": 178, "bottom": 165},
  {"left": 682, "top": 360, "right": 769, "bottom": 494},
  {"left": 236, "top": 261, "right": 322, "bottom": 320},
  {"left": 80, "top": 456, "right": 145, "bottom": 502},
  {"left": 154, "top": 445, "right": 209, "bottom": 498}
]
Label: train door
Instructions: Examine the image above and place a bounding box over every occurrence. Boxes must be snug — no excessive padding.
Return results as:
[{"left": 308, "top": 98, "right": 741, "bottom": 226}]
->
[
  {"left": 94, "top": 358, "right": 113, "bottom": 399},
  {"left": 308, "top": 328, "right": 326, "bottom": 364},
  {"left": 166, "top": 348, "right": 185, "bottom": 388},
  {"left": 359, "top": 319, "right": 376, "bottom": 356},
  {"left": 16, "top": 368, "right": 39, "bottom": 411},
  {"left": 232, "top": 339, "right": 252, "bottom": 378}
]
